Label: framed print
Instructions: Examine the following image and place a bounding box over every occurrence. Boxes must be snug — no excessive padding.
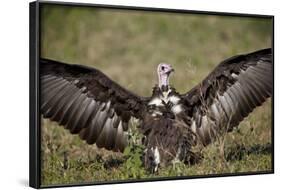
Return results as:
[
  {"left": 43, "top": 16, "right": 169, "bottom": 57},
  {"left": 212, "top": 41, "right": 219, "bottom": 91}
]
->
[{"left": 29, "top": 1, "right": 274, "bottom": 188}]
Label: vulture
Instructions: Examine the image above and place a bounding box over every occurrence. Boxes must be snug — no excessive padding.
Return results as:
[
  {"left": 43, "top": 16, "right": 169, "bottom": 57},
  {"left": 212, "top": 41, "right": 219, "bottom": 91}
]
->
[{"left": 40, "top": 48, "right": 272, "bottom": 173}]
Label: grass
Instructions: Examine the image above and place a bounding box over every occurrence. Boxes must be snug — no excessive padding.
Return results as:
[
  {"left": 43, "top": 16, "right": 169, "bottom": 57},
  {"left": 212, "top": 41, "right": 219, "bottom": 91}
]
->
[{"left": 40, "top": 4, "right": 273, "bottom": 186}]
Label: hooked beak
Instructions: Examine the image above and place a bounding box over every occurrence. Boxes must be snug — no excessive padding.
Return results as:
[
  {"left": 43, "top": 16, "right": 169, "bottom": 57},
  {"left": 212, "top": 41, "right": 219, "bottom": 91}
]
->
[{"left": 167, "top": 68, "right": 174, "bottom": 75}]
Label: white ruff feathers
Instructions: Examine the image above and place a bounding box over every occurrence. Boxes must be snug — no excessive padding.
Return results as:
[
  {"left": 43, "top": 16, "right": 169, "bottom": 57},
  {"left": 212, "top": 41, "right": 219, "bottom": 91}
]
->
[
  {"left": 148, "top": 98, "right": 163, "bottom": 106},
  {"left": 171, "top": 104, "right": 183, "bottom": 114},
  {"left": 168, "top": 95, "right": 181, "bottom": 104}
]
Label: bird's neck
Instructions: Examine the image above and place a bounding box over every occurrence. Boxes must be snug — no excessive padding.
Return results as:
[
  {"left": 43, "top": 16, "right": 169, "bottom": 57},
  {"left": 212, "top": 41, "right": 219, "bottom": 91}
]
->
[{"left": 158, "top": 74, "right": 169, "bottom": 89}]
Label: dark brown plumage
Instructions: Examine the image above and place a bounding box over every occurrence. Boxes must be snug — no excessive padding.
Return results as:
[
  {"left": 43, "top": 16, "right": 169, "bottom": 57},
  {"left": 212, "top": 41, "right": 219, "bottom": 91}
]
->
[
  {"left": 41, "top": 59, "right": 148, "bottom": 152},
  {"left": 182, "top": 48, "right": 272, "bottom": 145},
  {"left": 40, "top": 48, "right": 272, "bottom": 172}
]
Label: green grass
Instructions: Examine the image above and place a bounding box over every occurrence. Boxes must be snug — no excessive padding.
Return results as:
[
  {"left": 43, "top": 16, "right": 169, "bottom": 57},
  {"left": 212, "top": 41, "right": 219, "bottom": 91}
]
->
[{"left": 40, "top": 4, "right": 273, "bottom": 186}]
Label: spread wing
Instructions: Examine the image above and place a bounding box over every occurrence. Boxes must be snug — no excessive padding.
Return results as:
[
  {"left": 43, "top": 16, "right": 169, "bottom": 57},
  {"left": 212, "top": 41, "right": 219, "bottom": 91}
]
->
[
  {"left": 181, "top": 48, "right": 272, "bottom": 145},
  {"left": 40, "top": 58, "right": 148, "bottom": 152}
]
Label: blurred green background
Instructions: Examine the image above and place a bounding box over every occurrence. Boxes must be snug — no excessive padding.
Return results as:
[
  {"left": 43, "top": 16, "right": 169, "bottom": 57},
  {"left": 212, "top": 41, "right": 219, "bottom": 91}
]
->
[{"left": 40, "top": 4, "right": 272, "bottom": 186}]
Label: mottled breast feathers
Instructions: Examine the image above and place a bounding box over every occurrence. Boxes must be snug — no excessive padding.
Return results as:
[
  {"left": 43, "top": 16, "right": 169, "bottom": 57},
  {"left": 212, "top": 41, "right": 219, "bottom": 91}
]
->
[{"left": 147, "top": 86, "right": 184, "bottom": 118}]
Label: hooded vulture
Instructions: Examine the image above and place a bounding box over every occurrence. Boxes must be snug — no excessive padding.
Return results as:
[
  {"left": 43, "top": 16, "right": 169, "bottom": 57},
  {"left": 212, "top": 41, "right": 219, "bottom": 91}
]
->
[{"left": 40, "top": 48, "right": 272, "bottom": 172}]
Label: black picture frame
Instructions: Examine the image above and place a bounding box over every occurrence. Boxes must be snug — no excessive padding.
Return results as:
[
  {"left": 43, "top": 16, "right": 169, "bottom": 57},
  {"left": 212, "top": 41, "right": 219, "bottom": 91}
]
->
[{"left": 30, "top": 1, "right": 274, "bottom": 188}]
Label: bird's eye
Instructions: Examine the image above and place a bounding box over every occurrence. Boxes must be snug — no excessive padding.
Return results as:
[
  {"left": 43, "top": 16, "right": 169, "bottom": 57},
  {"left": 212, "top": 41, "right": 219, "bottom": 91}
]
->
[{"left": 161, "top": 66, "right": 165, "bottom": 71}]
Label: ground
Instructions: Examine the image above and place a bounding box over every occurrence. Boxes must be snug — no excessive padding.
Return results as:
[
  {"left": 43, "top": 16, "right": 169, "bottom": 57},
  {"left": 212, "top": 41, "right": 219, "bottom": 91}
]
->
[{"left": 40, "top": 4, "right": 273, "bottom": 186}]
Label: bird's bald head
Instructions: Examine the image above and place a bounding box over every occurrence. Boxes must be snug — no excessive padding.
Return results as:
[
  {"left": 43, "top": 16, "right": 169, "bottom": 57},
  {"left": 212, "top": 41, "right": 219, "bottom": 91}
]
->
[{"left": 157, "top": 63, "right": 174, "bottom": 76}]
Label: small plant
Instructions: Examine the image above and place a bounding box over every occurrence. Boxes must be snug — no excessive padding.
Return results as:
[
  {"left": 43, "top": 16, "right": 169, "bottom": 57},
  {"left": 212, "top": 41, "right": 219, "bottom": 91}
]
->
[
  {"left": 120, "top": 119, "right": 148, "bottom": 178},
  {"left": 122, "top": 144, "right": 147, "bottom": 178}
]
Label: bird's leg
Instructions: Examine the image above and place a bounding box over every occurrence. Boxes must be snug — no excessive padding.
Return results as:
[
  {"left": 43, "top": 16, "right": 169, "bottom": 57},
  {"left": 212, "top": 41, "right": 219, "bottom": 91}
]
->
[
  {"left": 172, "top": 157, "right": 182, "bottom": 170},
  {"left": 171, "top": 147, "right": 183, "bottom": 170}
]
